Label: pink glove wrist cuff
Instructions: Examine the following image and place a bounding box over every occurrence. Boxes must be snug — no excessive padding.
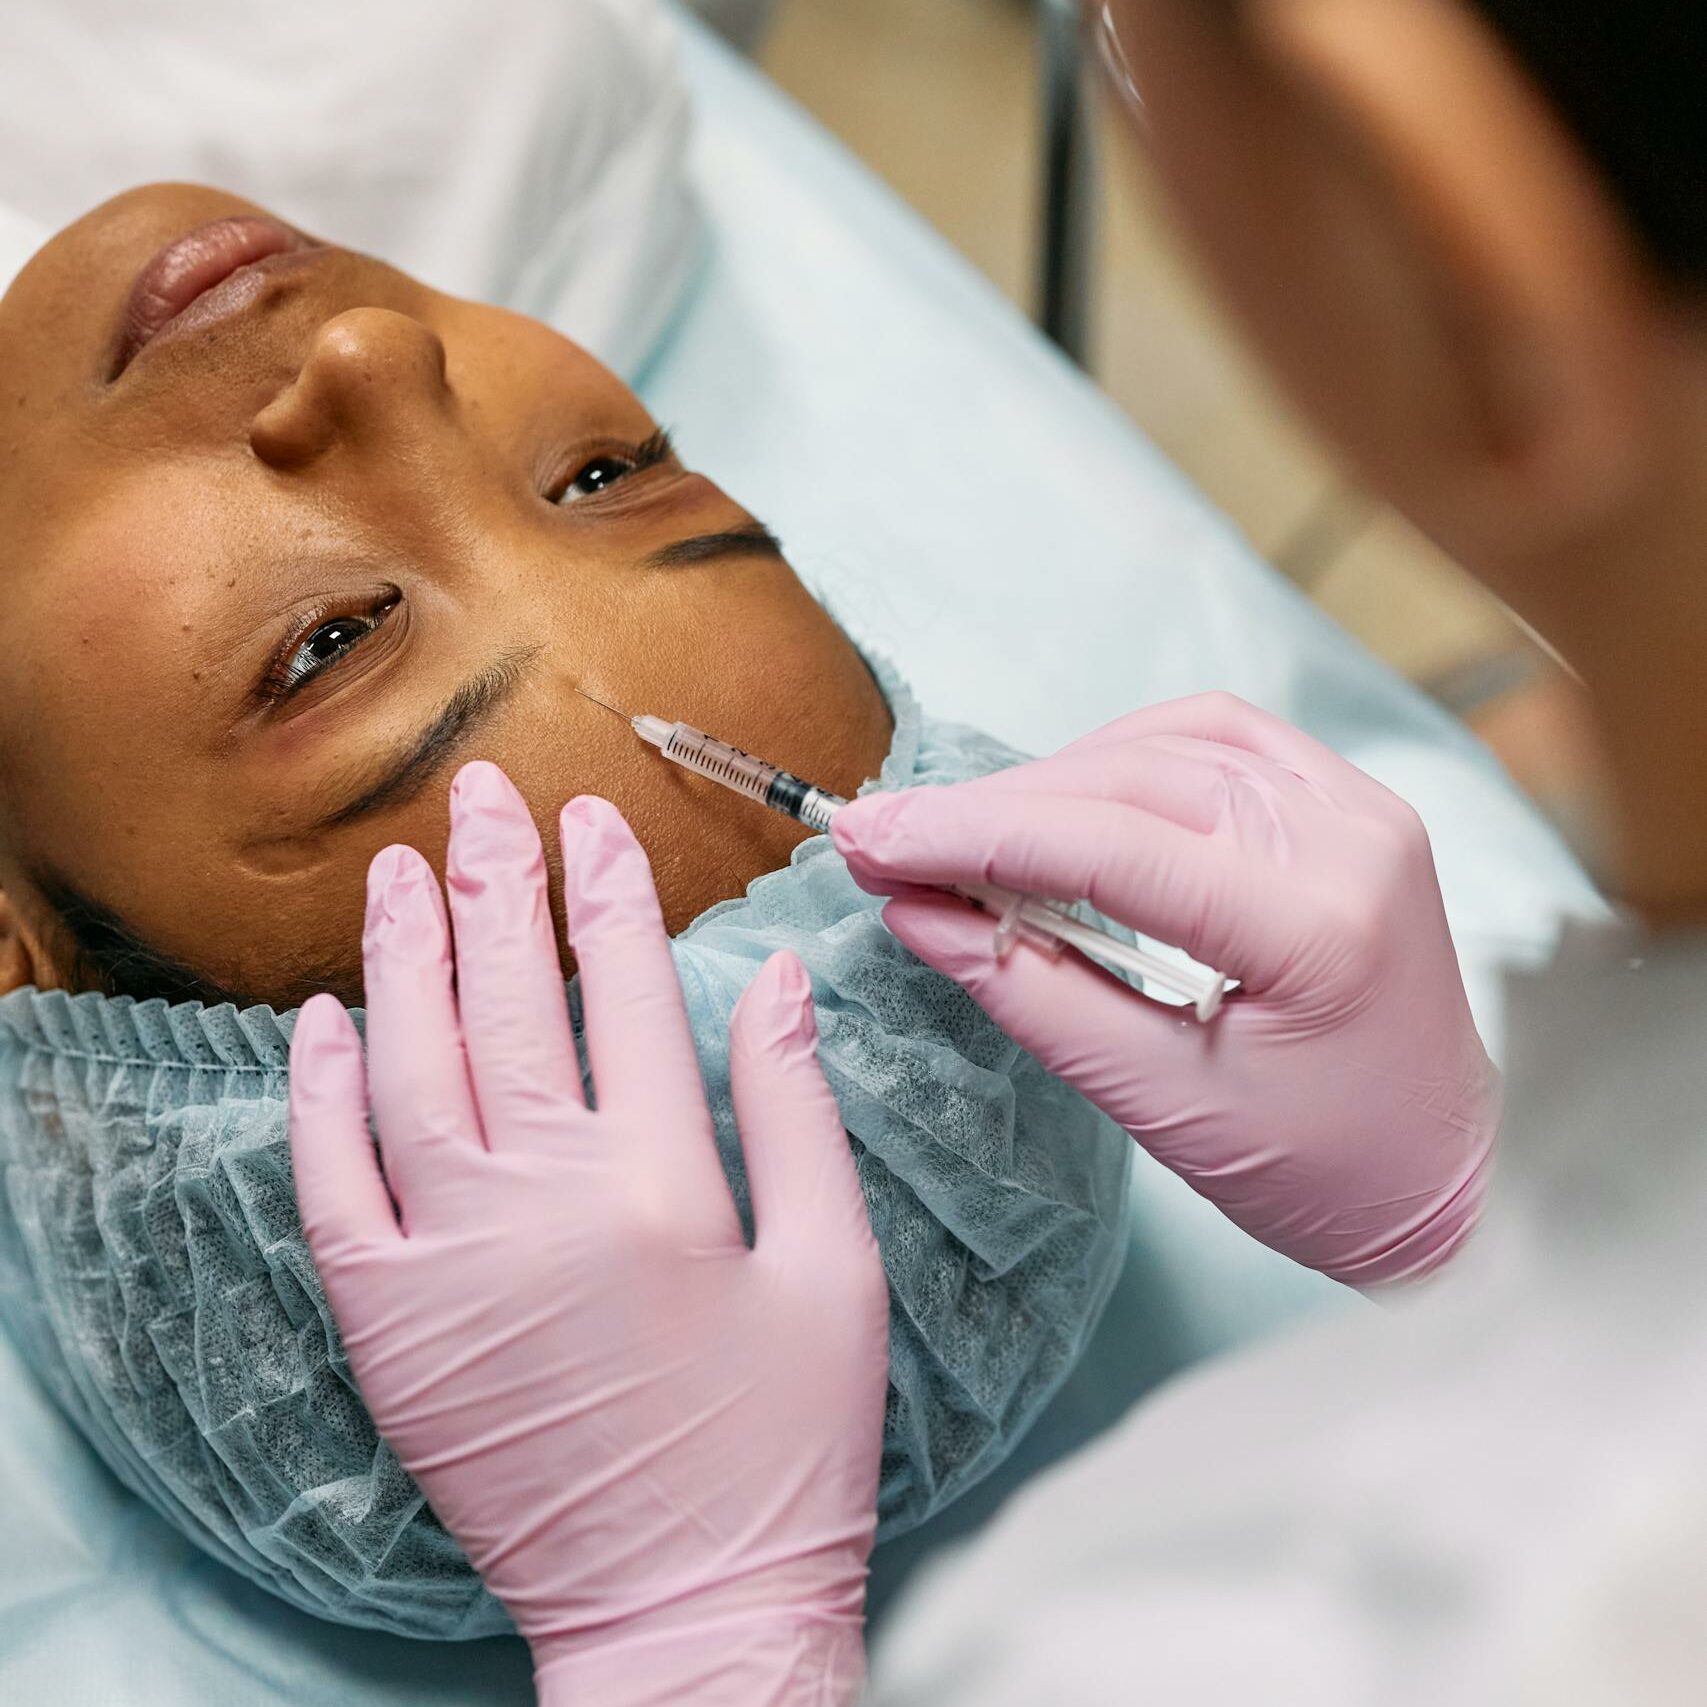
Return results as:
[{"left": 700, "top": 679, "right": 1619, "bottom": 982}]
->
[
  {"left": 1332, "top": 1067, "right": 1502, "bottom": 1290},
  {"left": 533, "top": 1613, "right": 867, "bottom": 1707}
]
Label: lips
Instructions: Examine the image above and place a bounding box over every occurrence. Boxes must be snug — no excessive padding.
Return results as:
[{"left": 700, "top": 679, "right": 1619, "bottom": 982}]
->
[{"left": 111, "top": 215, "right": 317, "bottom": 377}]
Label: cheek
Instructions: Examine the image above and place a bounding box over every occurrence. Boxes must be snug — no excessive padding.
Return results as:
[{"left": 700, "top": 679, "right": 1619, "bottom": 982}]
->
[
  {"left": 440, "top": 299, "right": 647, "bottom": 455},
  {"left": 639, "top": 570, "right": 894, "bottom": 794},
  {"left": 542, "top": 564, "right": 893, "bottom": 927},
  {"left": 467, "top": 676, "right": 810, "bottom": 945},
  {"left": 213, "top": 848, "right": 376, "bottom": 1006},
  {"left": 13, "top": 787, "right": 353, "bottom": 1007}
]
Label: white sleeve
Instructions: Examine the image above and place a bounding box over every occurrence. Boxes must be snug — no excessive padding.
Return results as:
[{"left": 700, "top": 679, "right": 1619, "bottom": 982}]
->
[
  {"left": 868, "top": 1248, "right": 1707, "bottom": 1707},
  {"left": 870, "top": 1312, "right": 1396, "bottom": 1707}
]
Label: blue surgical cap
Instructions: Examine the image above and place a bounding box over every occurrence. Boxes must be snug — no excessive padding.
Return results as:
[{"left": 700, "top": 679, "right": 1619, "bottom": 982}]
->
[{"left": 0, "top": 667, "right": 1132, "bottom": 1639}]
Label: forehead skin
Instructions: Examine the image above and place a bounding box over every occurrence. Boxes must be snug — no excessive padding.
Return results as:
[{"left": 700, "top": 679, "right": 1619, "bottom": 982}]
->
[{"left": 0, "top": 184, "right": 891, "bottom": 1006}]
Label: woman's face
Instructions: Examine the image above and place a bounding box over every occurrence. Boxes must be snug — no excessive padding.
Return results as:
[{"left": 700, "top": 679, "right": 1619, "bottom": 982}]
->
[{"left": 0, "top": 184, "right": 891, "bottom": 1007}]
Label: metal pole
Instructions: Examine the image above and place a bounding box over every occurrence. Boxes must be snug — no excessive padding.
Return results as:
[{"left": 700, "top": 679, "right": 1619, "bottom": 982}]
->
[{"left": 1037, "top": 0, "right": 1098, "bottom": 366}]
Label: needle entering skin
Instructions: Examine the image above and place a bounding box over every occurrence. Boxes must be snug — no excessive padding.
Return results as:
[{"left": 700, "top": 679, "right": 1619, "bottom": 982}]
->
[{"left": 575, "top": 688, "right": 635, "bottom": 722}]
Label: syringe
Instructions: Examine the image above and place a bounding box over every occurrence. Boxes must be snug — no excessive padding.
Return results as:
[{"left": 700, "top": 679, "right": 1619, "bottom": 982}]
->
[
  {"left": 630, "top": 713, "right": 849, "bottom": 835},
  {"left": 580, "top": 693, "right": 1227, "bottom": 1021}
]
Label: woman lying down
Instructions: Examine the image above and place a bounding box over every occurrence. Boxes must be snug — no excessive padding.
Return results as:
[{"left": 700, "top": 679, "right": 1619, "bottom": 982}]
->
[{"left": 0, "top": 183, "right": 1133, "bottom": 1638}]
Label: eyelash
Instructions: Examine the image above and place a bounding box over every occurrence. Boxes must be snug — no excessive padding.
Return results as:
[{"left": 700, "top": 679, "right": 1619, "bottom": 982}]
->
[
  {"left": 261, "top": 591, "right": 401, "bottom": 704},
  {"left": 548, "top": 429, "right": 675, "bottom": 505}
]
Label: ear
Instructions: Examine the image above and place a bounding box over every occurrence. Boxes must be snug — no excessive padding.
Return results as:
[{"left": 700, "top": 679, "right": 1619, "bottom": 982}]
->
[
  {"left": 0, "top": 883, "right": 54, "bottom": 995},
  {"left": 1245, "top": 0, "right": 1664, "bottom": 558}
]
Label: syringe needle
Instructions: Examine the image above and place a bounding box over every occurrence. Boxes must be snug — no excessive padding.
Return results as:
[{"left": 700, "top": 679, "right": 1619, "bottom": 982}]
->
[{"left": 575, "top": 688, "right": 636, "bottom": 722}]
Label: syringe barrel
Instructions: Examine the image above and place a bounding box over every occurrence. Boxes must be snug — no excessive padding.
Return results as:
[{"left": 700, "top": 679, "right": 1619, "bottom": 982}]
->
[
  {"left": 647, "top": 720, "right": 847, "bottom": 833},
  {"left": 655, "top": 722, "right": 775, "bottom": 802}
]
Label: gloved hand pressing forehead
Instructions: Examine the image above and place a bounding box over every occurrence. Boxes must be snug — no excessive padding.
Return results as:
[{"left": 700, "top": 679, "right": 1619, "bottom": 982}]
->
[
  {"left": 832, "top": 694, "right": 1501, "bottom": 1289},
  {"left": 288, "top": 764, "right": 888, "bottom": 1706}
]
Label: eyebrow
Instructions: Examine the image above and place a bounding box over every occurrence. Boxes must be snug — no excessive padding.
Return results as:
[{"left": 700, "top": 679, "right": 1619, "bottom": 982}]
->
[
  {"left": 643, "top": 522, "right": 785, "bottom": 570},
  {"left": 311, "top": 648, "right": 540, "bottom": 833}
]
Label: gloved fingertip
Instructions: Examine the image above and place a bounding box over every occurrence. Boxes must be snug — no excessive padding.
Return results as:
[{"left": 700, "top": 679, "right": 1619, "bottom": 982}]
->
[
  {"left": 366, "top": 841, "right": 418, "bottom": 894},
  {"left": 447, "top": 762, "right": 539, "bottom": 876},
  {"left": 450, "top": 758, "right": 525, "bottom": 815},
  {"left": 830, "top": 791, "right": 909, "bottom": 864},
  {"left": 287, "top": 998, "right": 365, "bottom": 1135},
  {"left": 560, "top": 796, "right": 658, "bottom": 929},
  {"left": 295, "top": 989, "right": 348, "bottom": 1032},
  {"left": 735, "top": 951, "right": 817, "bottom": 1056},
  {"left": 289, "top": 993, "right": 354, "bottom": 1073},
  {"left": 561, "top": 793, "right": 622, "bottom": 835},
  {"left": 559, "top": 795, "right": 638, "bottom": 865},
  {"left": 364, "top": 844, "right": 448, "bottom": 959},
  {"left": 881, "top": 892, "right": 993, "bottom": 983}
]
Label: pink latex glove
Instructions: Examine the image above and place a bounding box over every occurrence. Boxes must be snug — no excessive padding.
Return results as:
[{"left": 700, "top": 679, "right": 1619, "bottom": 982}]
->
[
  {"left": 832, "top": 694, "right": 1501, "bottom": 1288},
  {"left": 288, "top": 762, "right": 887, "bottom": 1707}
]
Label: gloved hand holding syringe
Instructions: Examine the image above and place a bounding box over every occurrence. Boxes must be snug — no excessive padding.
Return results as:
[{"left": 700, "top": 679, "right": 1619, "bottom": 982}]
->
[
  {"left": 577, "top": 691, "right": 1230, "bottom": 1021},
  {"left": 581, "top": 687, "right": 1494, "bottom": 1285}
]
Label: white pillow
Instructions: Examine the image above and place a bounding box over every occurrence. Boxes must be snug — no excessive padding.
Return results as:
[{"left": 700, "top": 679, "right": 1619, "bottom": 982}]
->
[{"left": 0, "top": 0, "right": 698, "bottom": 375}]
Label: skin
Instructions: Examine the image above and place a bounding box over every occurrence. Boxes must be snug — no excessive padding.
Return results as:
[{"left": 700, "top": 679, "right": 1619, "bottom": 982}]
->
[
  {"left": 0, "top": 183, "right": 892, "bottom": 1008},
  {"left": 1105, "top": 0, "right": 1707, "bottom": 923}
]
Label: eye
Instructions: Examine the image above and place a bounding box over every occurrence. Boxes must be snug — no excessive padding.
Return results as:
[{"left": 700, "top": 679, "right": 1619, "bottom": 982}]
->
[
  {"left": 558, "top": 454, "right": 637, "bottom": 502},
  {"left": 549, "top": 430, "right": 676, "bottom": 506},
  {"left": 264, "top": 596, "right": 400, "bottom": 702}
]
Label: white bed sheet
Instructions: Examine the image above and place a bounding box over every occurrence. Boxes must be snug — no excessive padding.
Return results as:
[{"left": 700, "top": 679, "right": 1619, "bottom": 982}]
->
[{"left": 0, "top": 14, "right": 1604, "bottom": 1702}]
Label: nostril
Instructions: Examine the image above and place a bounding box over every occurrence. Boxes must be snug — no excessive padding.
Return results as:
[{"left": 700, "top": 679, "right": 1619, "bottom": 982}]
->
[
  {"left": 249, "top": 309, "right": 449, "bottom": 469},
  {"left": 250, "top": 370, "right": 331, "bottom": 470}
]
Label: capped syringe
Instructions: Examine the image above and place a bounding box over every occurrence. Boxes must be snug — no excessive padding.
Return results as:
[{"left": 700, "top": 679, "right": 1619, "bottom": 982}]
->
[{"left": 578, "top": 692, "right": 1227, "bottom": 1021}]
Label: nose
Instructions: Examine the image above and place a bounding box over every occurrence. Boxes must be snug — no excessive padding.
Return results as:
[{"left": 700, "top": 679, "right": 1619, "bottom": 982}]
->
[{"left": 250, "top": 307, "right": 451, "bottom": 470}]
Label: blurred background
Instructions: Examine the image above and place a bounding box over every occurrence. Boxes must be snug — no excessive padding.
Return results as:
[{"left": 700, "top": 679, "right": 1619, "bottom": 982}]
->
[{"left": 689, "top": 0, "right": 1599, "bottom": 868}]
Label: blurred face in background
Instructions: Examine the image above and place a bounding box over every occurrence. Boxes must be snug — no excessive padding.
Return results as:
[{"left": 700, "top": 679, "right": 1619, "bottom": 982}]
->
[
  {"left": 1099, "top": 0, "right": 1707, "bottom": 916},
  {"left": 1097, "top": 0, "right": 1691, "bottom": 600}
]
